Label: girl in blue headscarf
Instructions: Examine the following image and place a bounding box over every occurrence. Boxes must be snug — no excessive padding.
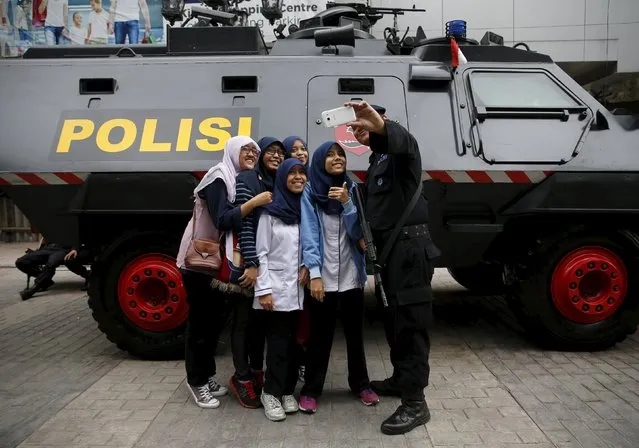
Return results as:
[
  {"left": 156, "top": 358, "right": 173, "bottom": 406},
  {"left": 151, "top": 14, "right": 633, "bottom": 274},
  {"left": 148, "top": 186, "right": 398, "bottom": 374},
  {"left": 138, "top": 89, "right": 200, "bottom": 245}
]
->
[
  {"left": 254, "top": 158, "right": 308, "bottom": 422},
  {"left": 283, "top": 136, "right": 309, "bottom": 167},
  {"left": 298, "top": 141, "right": 379, "bottom": 414}
]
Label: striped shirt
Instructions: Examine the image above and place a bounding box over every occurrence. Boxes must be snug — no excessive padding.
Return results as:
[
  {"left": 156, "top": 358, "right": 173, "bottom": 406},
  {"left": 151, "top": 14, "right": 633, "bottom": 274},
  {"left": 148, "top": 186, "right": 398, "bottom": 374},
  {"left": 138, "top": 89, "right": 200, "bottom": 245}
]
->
[{"left": 234, "top": 178, "right": 260, "bottom": 267}]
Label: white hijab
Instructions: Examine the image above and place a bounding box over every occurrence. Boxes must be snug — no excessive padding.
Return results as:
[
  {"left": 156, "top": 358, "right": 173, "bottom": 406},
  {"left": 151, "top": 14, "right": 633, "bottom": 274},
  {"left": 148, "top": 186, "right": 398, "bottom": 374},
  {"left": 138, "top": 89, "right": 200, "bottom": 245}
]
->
[
  {"left": 193, "top": 135, "right": 260, "bottom": 265},
  {"left": 194, "top": 135, "right": 260, "bottom": 203}
]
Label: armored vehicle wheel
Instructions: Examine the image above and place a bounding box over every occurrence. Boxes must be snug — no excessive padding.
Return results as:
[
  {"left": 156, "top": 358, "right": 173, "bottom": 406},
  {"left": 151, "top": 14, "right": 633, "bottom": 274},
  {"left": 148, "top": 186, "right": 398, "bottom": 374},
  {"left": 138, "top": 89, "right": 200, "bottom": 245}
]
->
[
  {"left": 507, "top": 229, "right": 639, "bottom": 351},
  {"left": 88, "top": 232, "right": 188, "bottom": 360},
  {"left": 448, "top": 263, "right": 505, "bottom": 295}
]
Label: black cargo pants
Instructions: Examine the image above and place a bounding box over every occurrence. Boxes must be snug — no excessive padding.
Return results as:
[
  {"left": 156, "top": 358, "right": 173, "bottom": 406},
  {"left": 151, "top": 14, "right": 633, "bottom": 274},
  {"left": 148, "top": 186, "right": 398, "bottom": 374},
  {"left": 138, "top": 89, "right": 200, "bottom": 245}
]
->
[
  {"left": 374, "top": 227, "right": 439, "bottom": 402},
  {"left": 16, "top": 244, "right": 88, "bottom": 286},
  {"left": 182, "top": 268, "right": 227, "bottom": 387}
]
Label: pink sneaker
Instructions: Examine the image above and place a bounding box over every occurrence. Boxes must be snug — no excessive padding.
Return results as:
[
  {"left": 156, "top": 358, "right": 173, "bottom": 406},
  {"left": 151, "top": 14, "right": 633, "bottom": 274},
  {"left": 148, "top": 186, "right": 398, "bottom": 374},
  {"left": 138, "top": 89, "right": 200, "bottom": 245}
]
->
[
  {"left": 299, "top": 395, "right": 317, "bottom": 414},
  {"left": 360, "top": 388, "right": 380, "bottom": 406}
]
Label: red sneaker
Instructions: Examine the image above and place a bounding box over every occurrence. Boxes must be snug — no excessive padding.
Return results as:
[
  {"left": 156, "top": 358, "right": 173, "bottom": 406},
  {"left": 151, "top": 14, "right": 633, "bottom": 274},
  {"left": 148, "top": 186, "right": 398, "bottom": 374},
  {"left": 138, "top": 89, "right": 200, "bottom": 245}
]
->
[{"left": 229, "top": 374, "right": 261, "bottom": 409}]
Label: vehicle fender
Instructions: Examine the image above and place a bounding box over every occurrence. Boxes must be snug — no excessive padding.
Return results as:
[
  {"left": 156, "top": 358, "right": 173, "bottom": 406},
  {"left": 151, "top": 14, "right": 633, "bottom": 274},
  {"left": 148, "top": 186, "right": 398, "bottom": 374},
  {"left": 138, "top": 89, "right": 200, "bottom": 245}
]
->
[
  {"left": 73, "top": 172, "right": 200, "bottom": 214},
  {"left": 501, "top": 172, "right": 639, "bottom": 216}
]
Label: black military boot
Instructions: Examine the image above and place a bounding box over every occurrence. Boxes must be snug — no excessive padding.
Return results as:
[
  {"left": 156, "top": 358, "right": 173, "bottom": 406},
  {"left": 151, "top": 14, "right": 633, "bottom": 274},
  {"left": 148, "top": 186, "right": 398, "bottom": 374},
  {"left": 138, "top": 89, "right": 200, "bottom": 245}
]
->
[
  {"left": 19, "top": 279, "right": 52, "bottom": 301},
  {"left": 370, "top": 377, "right": 402, "bottom": 397},
  {"left": 81, "top": 270, "right": 92, "bottom": 291},
  {"left": 380, "top": 400, "right": 431, "bottom": 435},
  {"left": 20, "top": 285, "right": 39, "bottom": 301},
  {"left": 40, "top": 279, "right": 55, "bottom": 291}
]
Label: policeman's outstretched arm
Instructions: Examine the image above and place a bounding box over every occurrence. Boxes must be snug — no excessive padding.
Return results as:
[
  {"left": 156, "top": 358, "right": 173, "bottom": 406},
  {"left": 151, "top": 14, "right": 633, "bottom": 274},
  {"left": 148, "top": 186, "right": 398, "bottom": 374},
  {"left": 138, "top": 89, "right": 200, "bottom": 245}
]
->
[{"left": 344, "top": 101, "right": 419, "bottom": 158}]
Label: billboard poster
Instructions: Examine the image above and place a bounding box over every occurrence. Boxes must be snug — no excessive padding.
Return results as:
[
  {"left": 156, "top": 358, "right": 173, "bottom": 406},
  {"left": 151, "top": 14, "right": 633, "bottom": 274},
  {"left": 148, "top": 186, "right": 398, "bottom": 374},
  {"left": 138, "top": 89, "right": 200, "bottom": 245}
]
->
[
  {"left": 182, "top": 0, "right": 323, "bottom": 43},
  {"left": 0, "top": 0, "right": 166, "bottom": 57},
  {"left": 0, "top": 0, "right": 327, "bottom": 57}
]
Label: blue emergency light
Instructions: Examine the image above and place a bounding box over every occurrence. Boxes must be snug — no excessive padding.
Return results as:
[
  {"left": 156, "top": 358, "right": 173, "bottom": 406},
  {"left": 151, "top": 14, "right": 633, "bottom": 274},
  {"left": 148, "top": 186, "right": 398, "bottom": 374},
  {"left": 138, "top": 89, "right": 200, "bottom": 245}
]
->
[{"left": 446, "top": 20, "right": 467, "bottom": 39}]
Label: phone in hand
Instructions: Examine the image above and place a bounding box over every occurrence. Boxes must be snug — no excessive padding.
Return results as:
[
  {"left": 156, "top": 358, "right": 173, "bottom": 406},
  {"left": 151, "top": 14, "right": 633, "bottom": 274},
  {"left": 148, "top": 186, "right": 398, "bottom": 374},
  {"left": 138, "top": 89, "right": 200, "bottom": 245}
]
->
[{"left": 320, "top": 106, "right": 356, "bottom": 128}]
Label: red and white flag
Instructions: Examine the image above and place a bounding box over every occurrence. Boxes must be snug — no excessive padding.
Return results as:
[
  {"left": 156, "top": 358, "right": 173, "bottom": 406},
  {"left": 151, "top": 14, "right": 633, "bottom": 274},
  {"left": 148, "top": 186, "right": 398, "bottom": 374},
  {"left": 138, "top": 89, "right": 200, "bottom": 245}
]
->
[{"left": 450, "top": 37, "right": 468, "bottom": 68}]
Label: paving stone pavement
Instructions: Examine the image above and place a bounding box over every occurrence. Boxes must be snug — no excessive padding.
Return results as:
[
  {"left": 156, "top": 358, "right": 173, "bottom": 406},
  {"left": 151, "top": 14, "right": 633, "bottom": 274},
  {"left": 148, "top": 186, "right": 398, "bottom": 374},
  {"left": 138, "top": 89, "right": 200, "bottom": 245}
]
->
[{"left": 1, "top": 251, "right": 638, "bottom": 448}]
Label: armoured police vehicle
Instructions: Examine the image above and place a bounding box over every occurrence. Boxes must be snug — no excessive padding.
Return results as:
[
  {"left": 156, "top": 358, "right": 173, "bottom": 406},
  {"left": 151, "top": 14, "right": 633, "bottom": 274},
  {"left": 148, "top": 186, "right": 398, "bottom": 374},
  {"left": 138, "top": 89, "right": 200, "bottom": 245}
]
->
[{"left": 1, "top": 1, "right": 638, "bottom": 360}]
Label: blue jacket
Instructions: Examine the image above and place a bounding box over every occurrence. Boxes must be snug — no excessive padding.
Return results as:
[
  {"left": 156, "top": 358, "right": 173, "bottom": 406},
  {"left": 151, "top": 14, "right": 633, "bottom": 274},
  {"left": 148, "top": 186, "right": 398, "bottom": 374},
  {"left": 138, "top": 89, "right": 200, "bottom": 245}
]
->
[{"left": 300, "top": 181, "right": 368, "bottom": 288}]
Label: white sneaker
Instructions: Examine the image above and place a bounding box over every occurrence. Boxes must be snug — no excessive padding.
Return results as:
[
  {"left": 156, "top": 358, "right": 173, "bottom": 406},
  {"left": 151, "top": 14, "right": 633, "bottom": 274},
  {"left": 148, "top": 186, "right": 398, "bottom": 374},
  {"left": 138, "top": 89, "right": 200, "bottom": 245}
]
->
[
  {"left": 207, "top": 376, "right": 228, "bottom": 397},
  {"left": 282, "top": 395, "right": 299, "bottom": 414},
  {"left": 261, "top": 392, "right": 286, "bottom": 422},
  {"left": 188, "top": 383, "right": 220, "bottom": 409}
]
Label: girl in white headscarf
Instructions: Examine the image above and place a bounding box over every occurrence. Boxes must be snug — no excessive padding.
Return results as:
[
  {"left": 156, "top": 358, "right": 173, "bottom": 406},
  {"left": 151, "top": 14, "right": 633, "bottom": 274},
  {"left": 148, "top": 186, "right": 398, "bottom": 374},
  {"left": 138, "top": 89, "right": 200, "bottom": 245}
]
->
[{"left": 177, "top": 135, "right": 272, "bottom": 410}]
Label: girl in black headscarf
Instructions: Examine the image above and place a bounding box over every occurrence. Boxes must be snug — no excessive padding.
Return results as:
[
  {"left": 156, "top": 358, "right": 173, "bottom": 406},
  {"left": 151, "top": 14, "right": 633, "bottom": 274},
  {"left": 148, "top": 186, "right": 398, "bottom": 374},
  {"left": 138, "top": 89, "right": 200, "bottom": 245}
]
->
[{"left": 254, "top": 158, "right": 308, "bottom": 421}]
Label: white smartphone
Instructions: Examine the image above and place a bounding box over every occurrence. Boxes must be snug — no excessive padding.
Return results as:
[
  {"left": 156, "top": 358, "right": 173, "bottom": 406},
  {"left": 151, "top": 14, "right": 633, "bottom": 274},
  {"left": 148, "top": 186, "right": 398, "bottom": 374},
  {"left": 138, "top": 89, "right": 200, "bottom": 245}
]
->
[{"left": 321, "top": 106, "right": 356, "bottom": 128}]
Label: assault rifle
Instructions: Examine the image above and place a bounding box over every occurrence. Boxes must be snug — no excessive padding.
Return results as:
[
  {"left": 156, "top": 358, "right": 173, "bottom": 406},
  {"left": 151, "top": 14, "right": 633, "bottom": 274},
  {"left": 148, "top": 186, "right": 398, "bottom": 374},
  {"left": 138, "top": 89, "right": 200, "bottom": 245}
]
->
[
  {"left": 353, "top": 184, "right": 388, "bottom": 308},
  {"left": 325, "top": 2, "right": 425, "bottom": 32}
]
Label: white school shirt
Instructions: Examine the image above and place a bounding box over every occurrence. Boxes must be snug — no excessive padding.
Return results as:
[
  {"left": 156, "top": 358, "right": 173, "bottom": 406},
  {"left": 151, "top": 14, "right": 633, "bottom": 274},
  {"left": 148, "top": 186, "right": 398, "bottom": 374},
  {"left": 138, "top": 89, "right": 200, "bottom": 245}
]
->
[
  {"left": 89, "top": 9, "right": 109, "bottom": 39},
  {"left": 44, "top": 0, "right": 66, "bottom": 27},
  {"left": 319, "top": 211, "right": 360, "bottom": 293},
  {"left": 254, "top": 213, "right": 304, "bottom": 312}
]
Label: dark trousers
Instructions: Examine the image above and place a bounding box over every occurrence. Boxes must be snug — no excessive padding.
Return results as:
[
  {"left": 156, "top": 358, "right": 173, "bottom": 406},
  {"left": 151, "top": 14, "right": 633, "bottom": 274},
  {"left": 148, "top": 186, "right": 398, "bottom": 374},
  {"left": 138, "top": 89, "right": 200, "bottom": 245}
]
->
[
  {"left": 261, "top": 310, "right": 300, "bottom": 397},
  {"left": 183, "top": 269, "right": 227, "bottom": 387},
  {"left": 229, "top": 294, "right": 255, "bottom": 380},
  {"left": 375, "top": 232, "right": 437, "bottom": 402},
  {"left": 379, "top": 292, "right": 433, "bottom": 401},
  {"left": 301, "top": 288, "right": 371, "bottom": 398},
  {"left": 16, "top": 246, "right": 89, "bottom": 286},
  {"left": 248, "top": 308, "right": 267, "bottom": 372}
]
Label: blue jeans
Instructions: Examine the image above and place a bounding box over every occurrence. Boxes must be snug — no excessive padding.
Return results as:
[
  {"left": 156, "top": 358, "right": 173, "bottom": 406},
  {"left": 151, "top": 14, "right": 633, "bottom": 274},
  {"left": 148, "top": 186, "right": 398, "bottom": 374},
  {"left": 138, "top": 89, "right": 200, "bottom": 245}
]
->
[
  {"left": 19, "top": 29, "right": 31, "bottom": 41},
  {"left": 114, "top": 20, "right": 139, "bottom": 44},
  {"left": 44, "top": 26, "right": 64, "bottom": 45}
]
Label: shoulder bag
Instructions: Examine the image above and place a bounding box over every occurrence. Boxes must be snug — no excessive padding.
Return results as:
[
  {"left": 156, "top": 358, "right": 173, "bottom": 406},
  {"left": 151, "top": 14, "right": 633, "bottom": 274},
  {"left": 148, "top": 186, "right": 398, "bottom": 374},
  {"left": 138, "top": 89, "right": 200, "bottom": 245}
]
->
[{"left": 184, "top": 207, "right": 222, "bottom": 276}]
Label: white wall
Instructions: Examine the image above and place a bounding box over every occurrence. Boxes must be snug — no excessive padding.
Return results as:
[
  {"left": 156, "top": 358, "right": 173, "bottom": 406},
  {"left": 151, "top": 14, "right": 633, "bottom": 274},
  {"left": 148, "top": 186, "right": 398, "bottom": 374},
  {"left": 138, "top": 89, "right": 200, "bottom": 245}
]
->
[{"left": 360, "top": 0, "right": 639, "bottom": 72}]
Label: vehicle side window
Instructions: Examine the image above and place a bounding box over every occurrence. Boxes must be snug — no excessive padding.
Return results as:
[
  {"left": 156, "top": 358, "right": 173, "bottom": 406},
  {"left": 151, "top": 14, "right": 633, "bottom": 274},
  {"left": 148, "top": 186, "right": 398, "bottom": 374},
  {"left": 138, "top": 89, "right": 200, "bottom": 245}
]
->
[{"left": 470, "top": 71, "right": 579, "bottom": 109}]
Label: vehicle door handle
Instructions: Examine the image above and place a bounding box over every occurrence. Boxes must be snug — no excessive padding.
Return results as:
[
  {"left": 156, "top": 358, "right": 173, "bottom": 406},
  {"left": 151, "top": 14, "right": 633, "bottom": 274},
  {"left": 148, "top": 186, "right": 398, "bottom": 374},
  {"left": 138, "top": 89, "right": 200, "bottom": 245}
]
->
[{"left": 469, "top": 118, "right": 484, "bottom": 158}]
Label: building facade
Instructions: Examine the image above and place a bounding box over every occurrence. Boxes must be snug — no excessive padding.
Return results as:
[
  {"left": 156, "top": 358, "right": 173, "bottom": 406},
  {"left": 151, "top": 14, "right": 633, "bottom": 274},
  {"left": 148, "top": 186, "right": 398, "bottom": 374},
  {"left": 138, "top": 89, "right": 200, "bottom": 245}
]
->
[{"left": 365, "top": 0, "right": 638, "bottom": 73}]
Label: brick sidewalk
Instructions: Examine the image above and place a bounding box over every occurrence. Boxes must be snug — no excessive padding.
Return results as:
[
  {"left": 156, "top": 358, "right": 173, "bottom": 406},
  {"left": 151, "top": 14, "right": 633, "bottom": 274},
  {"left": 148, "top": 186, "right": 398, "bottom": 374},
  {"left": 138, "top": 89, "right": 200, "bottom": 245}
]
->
[
  {"left": 0, "top": 243, "right": 34, "bottom": 268},
  {"left": 1, "top": 266, "right": 639, "bottom": 448}
]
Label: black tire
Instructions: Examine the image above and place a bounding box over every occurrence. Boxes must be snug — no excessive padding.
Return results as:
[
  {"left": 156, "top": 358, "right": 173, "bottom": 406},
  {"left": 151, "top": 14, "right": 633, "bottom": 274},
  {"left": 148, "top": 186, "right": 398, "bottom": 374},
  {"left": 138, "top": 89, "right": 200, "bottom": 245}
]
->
[
  {"left": 507, "top": 227, "right": 639, "bottom": 351},
  {"left": 448, "top": 263, "right": 505, "bottom": 295},
  {"left": 87, "top": 231, "right": 187, "bottom": 360}
]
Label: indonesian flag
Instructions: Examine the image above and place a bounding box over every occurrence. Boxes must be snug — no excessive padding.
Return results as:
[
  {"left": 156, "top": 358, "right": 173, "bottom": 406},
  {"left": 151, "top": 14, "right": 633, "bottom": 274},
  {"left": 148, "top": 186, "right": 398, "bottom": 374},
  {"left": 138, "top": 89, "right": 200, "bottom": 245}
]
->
[{"left": 451, "top": 37, "right": 468, "bottom": 68}]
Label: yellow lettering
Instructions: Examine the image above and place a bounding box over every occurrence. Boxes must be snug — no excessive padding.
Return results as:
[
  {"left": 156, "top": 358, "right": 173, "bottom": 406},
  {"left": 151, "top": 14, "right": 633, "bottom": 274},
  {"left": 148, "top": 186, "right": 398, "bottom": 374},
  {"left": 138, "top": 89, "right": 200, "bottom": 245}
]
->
[
  {"left": 96, "top": 119, "right": 137, "bottom": 153},
  {"left": 140, "top": 119, "right": 172, "bottom": 152},
  {"left": 237, "top": 117, "right": 253, "bottom": 137},
  {"left": 56, "top": 119, "right": 95, "bottom": 153},
  {"left": 176, "top": 119, "right": 194, "bottom": 152},
  {"left": 196, "top": 117, "right": 231, "bottom": 152}
]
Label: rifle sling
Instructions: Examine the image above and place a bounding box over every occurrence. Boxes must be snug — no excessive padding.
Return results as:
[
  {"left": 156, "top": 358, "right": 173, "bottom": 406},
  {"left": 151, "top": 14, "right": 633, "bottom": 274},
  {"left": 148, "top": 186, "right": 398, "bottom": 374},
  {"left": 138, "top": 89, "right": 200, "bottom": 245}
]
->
[{"left": 376, "top": 181, "right": 423, "bottom": 268}]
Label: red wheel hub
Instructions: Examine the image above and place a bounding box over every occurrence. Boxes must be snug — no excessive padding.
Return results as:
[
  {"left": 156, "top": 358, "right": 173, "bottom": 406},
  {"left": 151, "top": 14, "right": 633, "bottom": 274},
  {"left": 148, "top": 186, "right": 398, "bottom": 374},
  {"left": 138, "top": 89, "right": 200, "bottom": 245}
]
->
[
  {"left": 117, "top": 253, "right": 188, "bottom": 332},
  {"left": 551, "top": 246, "right": 628, "bottom": 324}
]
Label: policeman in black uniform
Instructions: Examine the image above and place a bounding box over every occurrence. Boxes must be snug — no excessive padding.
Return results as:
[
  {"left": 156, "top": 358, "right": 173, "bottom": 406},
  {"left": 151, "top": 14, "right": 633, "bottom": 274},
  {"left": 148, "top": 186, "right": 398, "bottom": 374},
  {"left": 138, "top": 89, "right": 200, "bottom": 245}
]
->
[
  {"left": 345, "top": 100, "right": 440, "bottom": 435},
  {"left": 16, "top": 237, "right": 92, "bottom": 300}
]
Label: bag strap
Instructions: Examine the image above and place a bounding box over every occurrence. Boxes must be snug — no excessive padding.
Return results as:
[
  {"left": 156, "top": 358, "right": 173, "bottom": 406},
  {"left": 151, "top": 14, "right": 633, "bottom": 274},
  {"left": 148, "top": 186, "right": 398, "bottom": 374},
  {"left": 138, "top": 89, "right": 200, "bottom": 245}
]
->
[
  {"left": 190, "top": 199, "right": 197, "bottom": 242},
  {"left": 377, "top": 181, "right": 423, "bottom": 267}
]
